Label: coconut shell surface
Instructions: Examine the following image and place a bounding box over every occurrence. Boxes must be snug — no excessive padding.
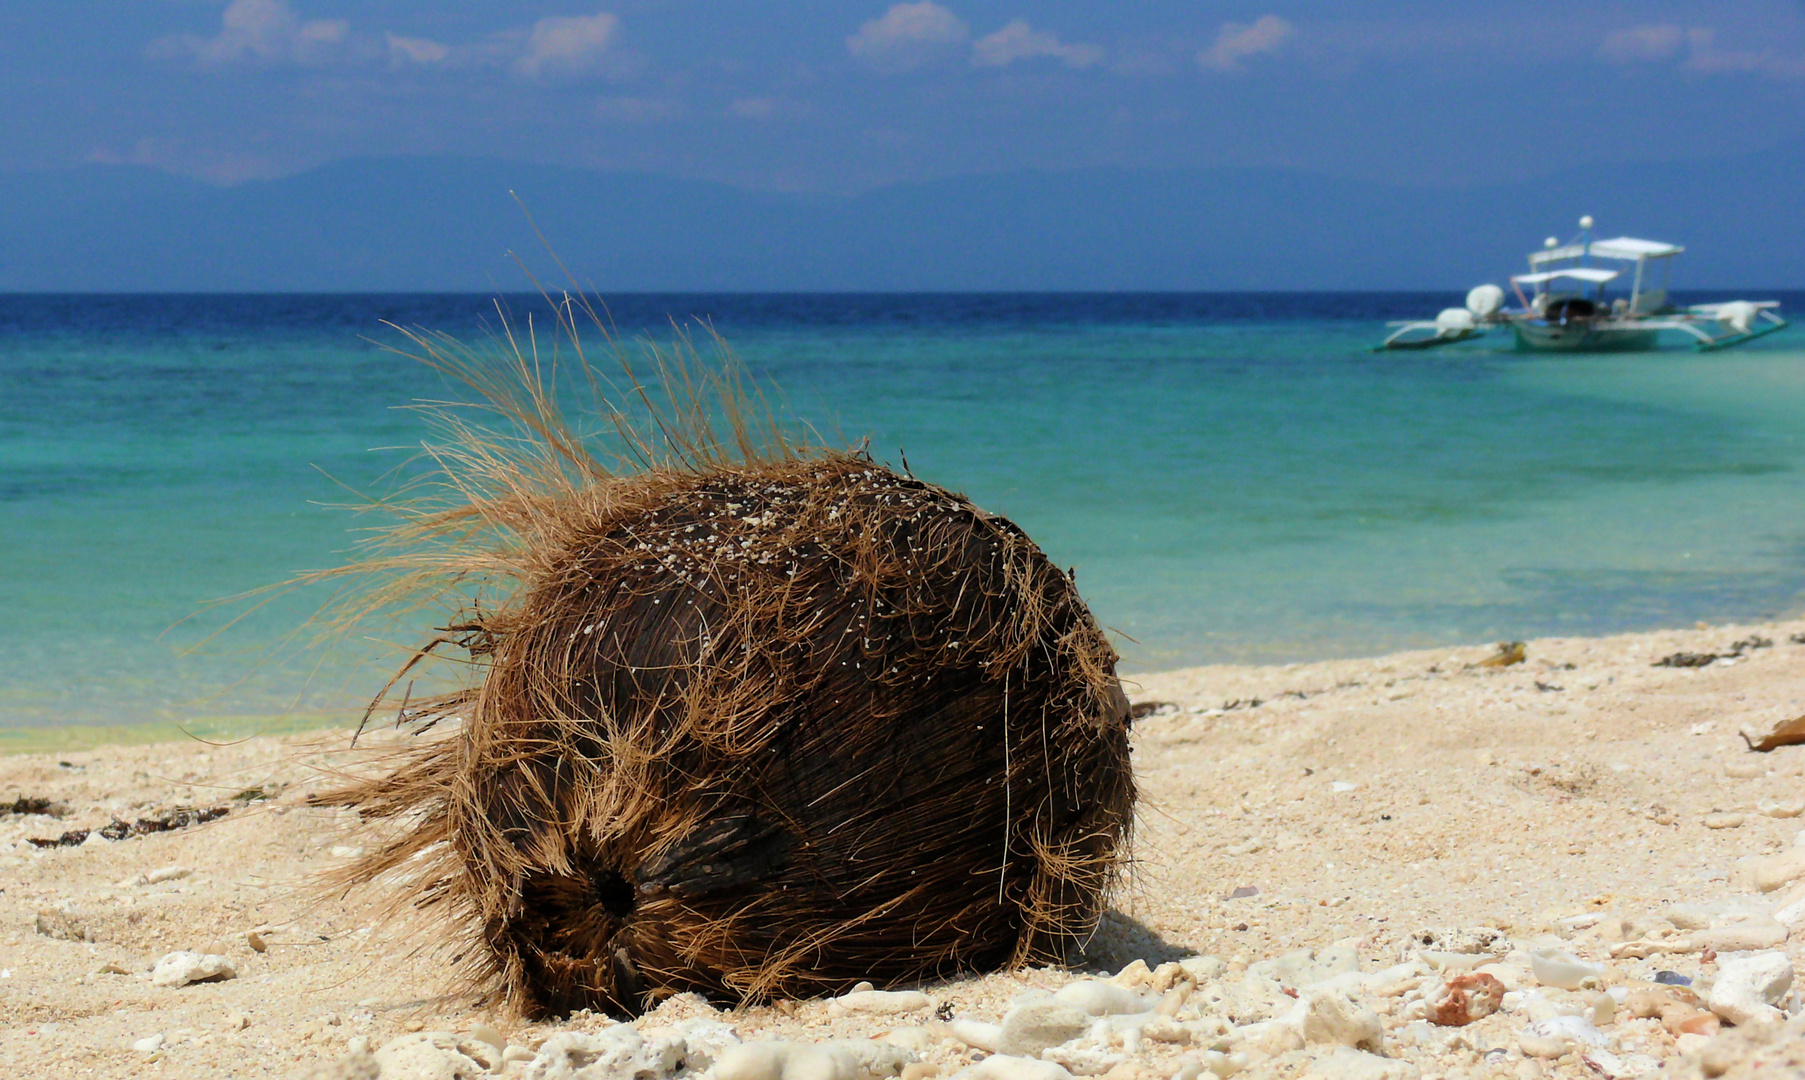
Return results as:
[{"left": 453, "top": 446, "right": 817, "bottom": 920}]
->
[{"left": 332, "top": 455, "right": 1134, "bottom": 1018}]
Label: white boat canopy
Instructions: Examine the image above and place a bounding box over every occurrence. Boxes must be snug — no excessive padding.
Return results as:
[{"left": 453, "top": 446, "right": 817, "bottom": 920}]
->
[
  {"left": 1528, "top": 236, "right": 1684, "bottom": 268},
  {"left": 1513, "top": 267, "right": 1622, "bottom": 285},
  {"left": 1588, "top": 236, "right": 1683, "bottom": 260},
  {"left": 1529, "top": 244, "right": 1588, "bottom": 266}
]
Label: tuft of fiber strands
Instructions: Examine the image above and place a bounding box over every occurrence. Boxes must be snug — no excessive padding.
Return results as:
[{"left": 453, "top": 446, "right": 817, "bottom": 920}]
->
[{"left": 316, "top": 300, "right": 1135, "bottom": 1019}]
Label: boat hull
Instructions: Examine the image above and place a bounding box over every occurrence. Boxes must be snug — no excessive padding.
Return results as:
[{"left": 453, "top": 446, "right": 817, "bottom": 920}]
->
[{"left": 1510, "top": 321, "right": 1659, "bottom": 353}]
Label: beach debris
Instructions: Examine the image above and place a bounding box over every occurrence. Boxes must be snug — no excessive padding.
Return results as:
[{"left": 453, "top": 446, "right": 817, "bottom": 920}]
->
[
  {"left": 1300, "top": 988, "right": 1383, "bottom": 1050},
  {"left": 1707, "top": 950, "right": 1794, "bottom": 1027},
  {"left": 314, "top": 333, "right": 1135, "bottom": 1018},
  {"left": 1400, "top": 972, "right": 1505, "bottom": 1026},
  {"left": 997, "top": 1000, "right": 1093, "bottom": 1056},
  {"left": 829, "top": 989, "right": 932, "bottom": 1016},
  {"left": 1407, "top": 927, "right": 1506, "bottom": 957},
  {"left": 372, "top": 1032, "right": 502, "bottom": 1078},
  {"left": 1528, "top": 947, "right": 1603, "bottom": 989},
  {"left": 1517, "top": 1015, "right": 1608, "bottom": 1058},
  {"left": 1657, "top": 635, "right": 1773, "bottom": 670},
  {"left": 117, "top": 864, "right": 193, "bottom": 888},
  {"left": 1474, "top": 642, "right": 1525, "bottom": 668},
  {"left": 1128, "top": 701, "right": 1175, "bottom": 720},
  {"left": 28, "top": 804, "right": 228, "bottom": 848},
  {"left": 1655, "top": 651, "right": 1720, "bottom": 668},
  {"left": 712, "top": 1039, "right": 915, "bottom": 1080},
  {"left": 1740, "top": 713, "right": 1805, "bottom": 752},
  {"left": 955, "top": 1056, "right": 1074, "bottom": 1080},
  {"left": 3, "top": 795, "right": 65, "bottom": 817},
  {"left": 150, "top": 950, "right": 236, "bottom": 987}
]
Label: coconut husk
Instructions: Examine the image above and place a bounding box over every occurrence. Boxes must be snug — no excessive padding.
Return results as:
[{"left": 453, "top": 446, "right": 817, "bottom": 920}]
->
[{"left": 311, "top": 308, "right": 1135, "bottom": 1018}]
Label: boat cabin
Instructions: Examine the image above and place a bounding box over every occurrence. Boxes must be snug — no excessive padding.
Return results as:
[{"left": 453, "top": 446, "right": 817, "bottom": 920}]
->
[{"left": 1515, "top": 235, "right": 1682, "bottom": 317}]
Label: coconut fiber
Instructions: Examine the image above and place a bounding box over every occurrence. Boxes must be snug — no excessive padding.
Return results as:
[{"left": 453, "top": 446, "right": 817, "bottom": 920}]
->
[{"left": 321, "top": 330, "right": 1136, "bottom": 1019}]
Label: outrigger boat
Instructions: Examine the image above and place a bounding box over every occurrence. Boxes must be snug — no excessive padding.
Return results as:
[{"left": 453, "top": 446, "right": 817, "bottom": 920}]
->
[{"left": 1377, "top": 216, "right": 1787, "bottom": 352}]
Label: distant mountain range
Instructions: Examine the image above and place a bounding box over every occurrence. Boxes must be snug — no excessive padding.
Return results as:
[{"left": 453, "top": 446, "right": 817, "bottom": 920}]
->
[{"left": 2, "top": 144, "right": 1801, "bottom": 291}]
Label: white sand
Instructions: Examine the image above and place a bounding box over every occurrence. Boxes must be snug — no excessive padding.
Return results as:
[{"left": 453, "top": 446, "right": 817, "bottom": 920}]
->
[{"left": 6, "top": 619, "right": 1805, "bottom": 1079}]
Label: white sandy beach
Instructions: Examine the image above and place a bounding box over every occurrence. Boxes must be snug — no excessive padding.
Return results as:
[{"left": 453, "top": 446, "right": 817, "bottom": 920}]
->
[{"left": 6, "top": 618, "right": 1805, "bottom": 1079}]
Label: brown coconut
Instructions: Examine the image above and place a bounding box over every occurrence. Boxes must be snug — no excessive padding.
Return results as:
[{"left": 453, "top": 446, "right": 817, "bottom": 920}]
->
[{"left": 318, "top": 321, "right": 1135, "bottom": 1018}]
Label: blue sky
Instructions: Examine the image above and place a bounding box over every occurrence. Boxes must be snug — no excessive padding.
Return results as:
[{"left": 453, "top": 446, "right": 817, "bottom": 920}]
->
[{"left": 5, "top": 2, "right": 1804, "bottom": 192}]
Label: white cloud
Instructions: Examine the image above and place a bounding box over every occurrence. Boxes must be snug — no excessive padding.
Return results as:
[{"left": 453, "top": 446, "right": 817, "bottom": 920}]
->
[
  {"left": 148, "top": 0, "right": 353, "bottom": 67},
  {"left": 85, "top": 137, "right": 288, "bottom": 186},
  {"left": 847, "top": 2, "right": 969, "bottom": 73},
  {"left": 385, "top": 32, "right": 450, "bottom": 67},
  {"left": 1598, "top": 24, "right": 1684, "bottom": 63},
  {"left": 514, "top": 13, "right": 621, "bottom": 80},
  {"left": 594, "top": 96, "right": 680, "bottom": 123},
  {"left": 972, "top": 19, "right": 1103, "bottom": 69},
  {"left": 1198, "top": 14, "right": 1293, "bottom": 73},
  {"left": 1595, "top": 24, "right": 1805, "bottom": 80},
  {"left": 1684, "top": 29, "right": 1805, "bottom": 79}
]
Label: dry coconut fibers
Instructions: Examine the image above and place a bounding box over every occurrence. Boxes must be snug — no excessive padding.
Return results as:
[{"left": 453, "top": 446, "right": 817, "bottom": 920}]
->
[{"left": 315, "top": 304, "right": 1135, "bottom": 1018}]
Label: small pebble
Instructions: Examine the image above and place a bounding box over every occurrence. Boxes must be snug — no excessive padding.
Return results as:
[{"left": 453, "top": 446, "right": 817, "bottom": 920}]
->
[
  {"left": 831, "top": 989, "right": 931, "bottom": 1015},
  {"left": 150, "top": 951, "right": 235, "bottom": 988},
  {"left": 1653, "top": 970, "right": 1691, "bottom": 986},
  {"left": 246, "top": 930, "right": 267, "bottom": 953},
  {"left": 1528, "top": 948, "right": 1603, "bottom": 990},
  {"left": 1702, "top": 813, "right": 1745, "bottom": 830},
  {"left": 1706, "top": 950, "right": 1793, "bottom": 1026}
]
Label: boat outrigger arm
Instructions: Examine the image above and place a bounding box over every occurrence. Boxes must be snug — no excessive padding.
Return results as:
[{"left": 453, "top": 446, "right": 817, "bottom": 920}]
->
[
  {"left": 1374, "top": 218, "right": 1789, "bottom": 353},
  {"left": 1677, "top": 301, "right": 1790, "bottom": 351}
]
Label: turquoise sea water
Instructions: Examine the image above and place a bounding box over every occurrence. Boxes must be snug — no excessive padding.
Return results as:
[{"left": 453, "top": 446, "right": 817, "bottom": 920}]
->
[{"left": 3, "top": 292, "right": 1804, "bottom": 729}]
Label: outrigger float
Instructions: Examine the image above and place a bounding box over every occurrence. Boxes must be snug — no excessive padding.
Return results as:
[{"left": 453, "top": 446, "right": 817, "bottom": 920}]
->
[{"left": 1377, "top": 216, "right": 1787, "bottom": 352}]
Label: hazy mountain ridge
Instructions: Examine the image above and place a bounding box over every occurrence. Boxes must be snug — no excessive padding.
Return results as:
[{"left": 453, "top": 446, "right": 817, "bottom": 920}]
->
[{"left": 2, "top": 144, "right": 1800, "bottom": 291}]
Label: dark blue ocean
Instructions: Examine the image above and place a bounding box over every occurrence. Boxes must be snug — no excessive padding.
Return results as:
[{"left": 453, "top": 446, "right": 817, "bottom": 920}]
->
[{"left": 4, "top": 291, "right": 1804, "bottom": 730}]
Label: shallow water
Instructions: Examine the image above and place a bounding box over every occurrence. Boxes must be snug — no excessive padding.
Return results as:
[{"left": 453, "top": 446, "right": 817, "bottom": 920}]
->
[{"left": 3, "top": 292, "right": 1802, "bottom": 728}]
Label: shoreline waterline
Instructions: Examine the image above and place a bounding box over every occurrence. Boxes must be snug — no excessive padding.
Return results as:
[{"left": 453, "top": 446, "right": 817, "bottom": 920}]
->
[{"left": 9, "top": 614, "right": 1800, "bottom": 753}]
